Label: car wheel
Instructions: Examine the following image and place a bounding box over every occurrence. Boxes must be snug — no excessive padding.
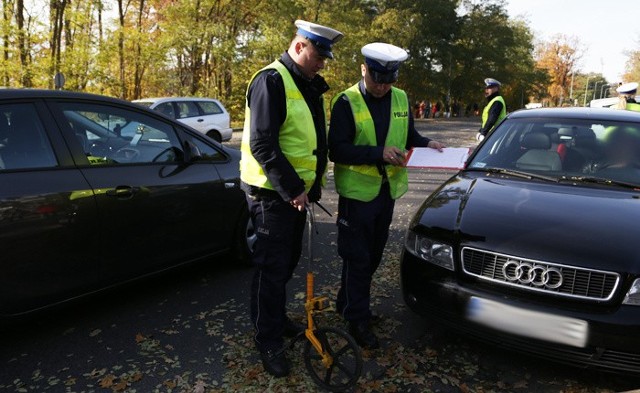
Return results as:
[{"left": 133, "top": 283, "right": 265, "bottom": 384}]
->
[
  {"left": 206, "top": 130, "right": 222, "bottom": 143},
  {"left": 235, "top": 205, "right": 256, "bottom": 265}
]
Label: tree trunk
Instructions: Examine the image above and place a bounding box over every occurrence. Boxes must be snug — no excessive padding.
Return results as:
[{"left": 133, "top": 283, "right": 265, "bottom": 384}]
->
[{"left": 117, "top": 0, "right": 126, "bottom": 99}]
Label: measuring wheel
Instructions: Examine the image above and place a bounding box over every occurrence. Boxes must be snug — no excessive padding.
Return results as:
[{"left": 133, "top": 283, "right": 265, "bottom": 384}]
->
[{"left": 303, "top": 327, "right": 363, "bottom": 392}]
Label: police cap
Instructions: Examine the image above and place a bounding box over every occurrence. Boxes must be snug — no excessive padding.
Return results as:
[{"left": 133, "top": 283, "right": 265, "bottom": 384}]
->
[
  {"left": 295, "top": 20, "right": 344, "bottom": 59},
  {"left": 616, "top": 82, "right": 638, "bottom": 95},
  {"left": 484, "top": 78, "right": 502, "bottom": 88},
  {"left": 362, "top": 42, "right": 409, "bottom": 84}
]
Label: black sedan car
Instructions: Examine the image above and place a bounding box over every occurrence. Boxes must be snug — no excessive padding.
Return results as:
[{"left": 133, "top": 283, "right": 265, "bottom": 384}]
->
[
  {"left": 0, "top": 89, "right": 252, "bottom": 317},
  {"left": 402, "top": 107, "right": 640, "bottom": 374}
]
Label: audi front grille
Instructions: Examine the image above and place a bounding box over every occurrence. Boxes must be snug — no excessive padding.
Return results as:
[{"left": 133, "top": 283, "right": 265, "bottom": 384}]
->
[{"left": 461, "top": 247, "right": 620, "bottom": 301}]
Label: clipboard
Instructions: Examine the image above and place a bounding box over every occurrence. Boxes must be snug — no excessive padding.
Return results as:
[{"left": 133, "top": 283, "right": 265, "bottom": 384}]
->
[{"left": 405, "top": 147, "right": 471, "bottom": 169}]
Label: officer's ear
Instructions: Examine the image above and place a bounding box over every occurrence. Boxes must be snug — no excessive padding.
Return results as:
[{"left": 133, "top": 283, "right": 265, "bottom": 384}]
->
[
  {"left": 294, "top": 40, "right": 307, "bottom": 56},
  {"left": 360, "top": 64, "right": 366, "bottom": 78}
]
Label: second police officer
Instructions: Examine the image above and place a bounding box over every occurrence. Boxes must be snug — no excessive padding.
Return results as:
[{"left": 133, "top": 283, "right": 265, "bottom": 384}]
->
[{"left": 329, "top": 42, "right": 445, "bottom": 349}]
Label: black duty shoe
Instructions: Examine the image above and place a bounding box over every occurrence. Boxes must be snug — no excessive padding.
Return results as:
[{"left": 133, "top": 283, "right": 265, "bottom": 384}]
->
[
  {"left": 348, "top": 321, "right": 380, "bottom": 349},
  {"left": 260, "top": 349, "right": 290, "bottom": 377},
  {"left": 283, "top": 318, "right": 305, "bottom": 338}
]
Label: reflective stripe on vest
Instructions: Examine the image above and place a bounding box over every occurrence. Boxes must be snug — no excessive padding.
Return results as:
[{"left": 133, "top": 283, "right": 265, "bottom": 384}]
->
[
  {"left": 333, "top": 84, "right": 409, "bottom": 202},
  {"left": 481, "top": 95, "right": 507, "bottom": 132},
  {"left": 627, "top": 102, "right": 640, "bottom": 112},
  {"left": 239, "top": 60, "right": 319, "bottom": 192}
]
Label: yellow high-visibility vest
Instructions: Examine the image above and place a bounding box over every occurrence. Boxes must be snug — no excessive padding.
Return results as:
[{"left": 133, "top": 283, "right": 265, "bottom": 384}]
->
[
  {"left": 240, "top": 60, "right": 321, "bottom": 192},
  {"left": 481, "top": 95, "right": 507, "bottom": 132},
  {"left": 332, "top": 84, "right": 409, "bottom": 202}
]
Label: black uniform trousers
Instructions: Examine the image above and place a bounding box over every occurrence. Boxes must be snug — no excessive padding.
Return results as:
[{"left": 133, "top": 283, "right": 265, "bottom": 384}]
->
[
  {"left": 247, "top": 192, "right": 306, "bottom": 352},
  {"left": 336, "top": 182, "right": 395, "bottom": 323}
]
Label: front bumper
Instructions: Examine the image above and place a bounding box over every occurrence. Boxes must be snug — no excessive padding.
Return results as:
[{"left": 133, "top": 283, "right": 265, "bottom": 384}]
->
[{"left": 401, "top": 250, "right": 640, "bottom": 374}]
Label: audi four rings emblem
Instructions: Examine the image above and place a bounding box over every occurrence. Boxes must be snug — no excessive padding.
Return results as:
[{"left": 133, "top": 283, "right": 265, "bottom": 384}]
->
[{"left": 502, "top": 260, "right": 563, "bottom": 289}]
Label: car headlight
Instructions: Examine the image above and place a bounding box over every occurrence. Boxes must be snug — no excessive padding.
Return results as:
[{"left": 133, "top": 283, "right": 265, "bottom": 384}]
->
[
  {"left": 405, "top": 231, "right": 455, "bottom": 271},
  {"left": 623, "top": 278, "right": 640, "bottom": 305}
]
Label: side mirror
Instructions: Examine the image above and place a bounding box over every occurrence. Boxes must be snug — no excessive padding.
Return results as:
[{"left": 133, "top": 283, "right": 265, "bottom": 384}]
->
[{"left": 183, "top": 140, "right": 202, "bottom": 162}]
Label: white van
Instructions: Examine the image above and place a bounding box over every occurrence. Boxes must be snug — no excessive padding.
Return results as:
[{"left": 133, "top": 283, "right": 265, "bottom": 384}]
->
[{"left": 133, "top": 97, "right": 233, "bottom": 142}]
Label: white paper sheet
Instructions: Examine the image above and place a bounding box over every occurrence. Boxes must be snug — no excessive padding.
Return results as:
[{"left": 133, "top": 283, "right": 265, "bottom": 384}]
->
[{"left": 405, "top": 147, "right": 471, "bottom": 169}]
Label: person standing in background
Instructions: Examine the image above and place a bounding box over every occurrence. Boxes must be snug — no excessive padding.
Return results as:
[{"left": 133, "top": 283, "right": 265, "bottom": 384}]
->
[
  {"left": 476, "top": 78, "right": 506, "bottom": 141},
  {"left": 614, "top": 82, "right": 640, "bottom": 112}
]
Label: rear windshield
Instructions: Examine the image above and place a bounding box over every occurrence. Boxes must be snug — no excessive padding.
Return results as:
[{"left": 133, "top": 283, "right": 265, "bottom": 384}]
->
[{"left": 469, "top": 118, "right": 640, "bottom": 186}]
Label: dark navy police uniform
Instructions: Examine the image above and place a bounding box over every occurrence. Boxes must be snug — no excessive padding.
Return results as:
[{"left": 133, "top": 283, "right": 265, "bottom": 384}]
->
[
  {"left": 242, "top": 52, "right": 328, "bottom": 353},
  {"left": 329, "top": 80, "right": 431, "bottom": 324}
]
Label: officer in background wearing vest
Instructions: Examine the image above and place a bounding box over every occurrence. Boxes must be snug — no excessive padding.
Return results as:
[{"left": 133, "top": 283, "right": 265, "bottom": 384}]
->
[
  {"left": 614, "top": 82, "right": 640, "bottom": 112},
  {"left": 329, "top": 42, "right": 444, "bottom": 349},
  {"left": 240, "top": 20, "right": 343, "bottom": 377},
  {"left": 476, "top": 77, "right": 507, "bottom": 141}
]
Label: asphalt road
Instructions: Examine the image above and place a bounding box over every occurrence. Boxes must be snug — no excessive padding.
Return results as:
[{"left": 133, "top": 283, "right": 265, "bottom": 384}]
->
[{"left": 1, "top": 117, "right": 638, "bottom": 392}]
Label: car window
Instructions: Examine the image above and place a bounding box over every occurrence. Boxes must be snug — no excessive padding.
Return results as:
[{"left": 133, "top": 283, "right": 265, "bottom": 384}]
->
[
  {"left": 59, "top": 103, "right": 184, "bottom": 165},
  {"left": 0, "top": 103, "right": 58, "bottom": 170},
  {"left": 154, "top": 102, "right": 176, "bottom": 118},
  {"left": 175, "top": 102, "right": 200, "bottom": 119},
  {"left": 469, "top": 118, "right": 640, "bottom": 185},
  {"left": 197, "top": 101, "right": 223, "bottom": 115}
]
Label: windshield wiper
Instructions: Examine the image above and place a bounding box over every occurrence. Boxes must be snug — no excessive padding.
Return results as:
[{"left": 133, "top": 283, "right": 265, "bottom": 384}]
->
[
  {"left": 559, "top": 175, "right": 640, "bottom": 190},
  {"left": 468, "top": 167, "right": 559, "bottom": 182}
]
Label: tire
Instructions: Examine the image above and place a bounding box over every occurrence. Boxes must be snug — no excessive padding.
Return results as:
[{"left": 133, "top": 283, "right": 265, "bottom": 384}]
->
[
  {"left": 206, "top": 130, "right": 222, "bottom": 143},
  {"left": 303, "top": 327, "right": 363, "bottom": 392},
  {"left": 234, "top": 204, "right": 256, "bottom": 265}
]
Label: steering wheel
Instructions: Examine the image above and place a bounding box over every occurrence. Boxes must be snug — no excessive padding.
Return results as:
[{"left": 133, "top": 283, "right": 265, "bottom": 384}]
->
[{"left": 114, "top": 147, "right": 140, "bottom": 162}]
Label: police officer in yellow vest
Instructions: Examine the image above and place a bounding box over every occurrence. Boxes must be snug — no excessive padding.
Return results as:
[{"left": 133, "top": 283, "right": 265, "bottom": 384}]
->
[
  {"left": 615, "top": 82, "right": 640, "bottom": 112},
  {"left": 476, "top": 78, "right": 507, "bottom": 141},
  {"left": 329, "top": 42, "right": 444, "bottom": 349},
  {"left": 240, "top": 19, "right": 343, "bottom": 377}
]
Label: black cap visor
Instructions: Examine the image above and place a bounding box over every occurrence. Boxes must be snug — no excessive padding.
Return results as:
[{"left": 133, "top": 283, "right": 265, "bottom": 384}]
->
[
  {"left": 369, "top": 68, "right": 398, "bottom": 84},
  {"left": 307, "top": 39, "right": 334, "bottom": 59}
]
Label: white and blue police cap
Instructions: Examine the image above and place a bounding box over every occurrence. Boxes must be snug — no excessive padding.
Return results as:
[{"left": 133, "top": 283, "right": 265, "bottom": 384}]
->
[
  {"left": 362, "top": 42, "right": 409, "bottom": 84},
  {"left": 484, "top": 78, "right": 502, "bottom": 88},
  {"left": 295, "top": 20, "right": 343, "bottom": 59},
  {"left": 616, "top": 82, "right": 638, "bottom": 95}
]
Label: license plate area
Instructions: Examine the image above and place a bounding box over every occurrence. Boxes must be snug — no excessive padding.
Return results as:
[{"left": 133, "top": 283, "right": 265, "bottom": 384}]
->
[{"left": 466, "top": 296, "right": 588, "bottom": 348}]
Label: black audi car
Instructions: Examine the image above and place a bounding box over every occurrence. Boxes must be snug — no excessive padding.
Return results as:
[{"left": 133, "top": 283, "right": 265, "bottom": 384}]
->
[
  {"left": 401, "top": 107, "right": 640, "bottom": 374},
  {"left": 0, "top": 89, "right": 253, "bottom": 317}
]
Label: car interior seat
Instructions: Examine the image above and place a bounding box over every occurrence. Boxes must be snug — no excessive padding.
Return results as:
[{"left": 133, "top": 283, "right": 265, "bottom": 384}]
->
[
  {"left": 516, "top": 132, "right": 562, "bottom": 171},
  {"left": 572, "top": 127, "right": 599, "bottom": 163},
  {"left": 159, "top": 104, "right": 175, "bottom": 118}
]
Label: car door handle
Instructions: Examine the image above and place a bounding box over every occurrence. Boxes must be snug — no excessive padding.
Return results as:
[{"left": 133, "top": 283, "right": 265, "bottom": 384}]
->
[
  {"left": 105, "top": 186, "right": 139, "bottom": 198},
  {"left": 197, "top": 118, "right": 204, "bottom": 122}
]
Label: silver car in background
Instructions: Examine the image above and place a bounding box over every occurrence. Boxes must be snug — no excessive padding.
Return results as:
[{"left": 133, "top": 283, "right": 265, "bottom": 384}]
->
[{"left": 133, "top": 97, "right": 233, "bottom": 142}]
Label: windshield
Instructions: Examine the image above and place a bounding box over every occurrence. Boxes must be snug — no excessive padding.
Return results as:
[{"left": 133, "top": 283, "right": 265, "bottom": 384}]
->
[{"left": 468, "top": 118, "right": 640, "bottom": 186}]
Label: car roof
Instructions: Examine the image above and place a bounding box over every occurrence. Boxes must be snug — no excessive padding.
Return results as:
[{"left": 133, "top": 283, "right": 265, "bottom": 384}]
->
[
  {"left": 508, "top": 107, "right": 640, "bottom": 122},
  {"left": 0, "top": 88, "right": 131, "bottom": 105},
  {"left": 132, "top": 97, "right": 222, "bottom": 104}
]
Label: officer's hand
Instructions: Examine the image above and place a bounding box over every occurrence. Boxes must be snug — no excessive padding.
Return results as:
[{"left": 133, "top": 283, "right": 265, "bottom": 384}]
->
[
  {"left": 290, "top": 192, "right": 308, "bottom": 211},
  {"left": 428, "top": 140, "right": 445, "bottom": 151},
  {"left": 383, "top": 146, "right": 406, "bottom": 166},
  {"left": 476, "top": 132, "right": 485, "bottom": 142}
]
